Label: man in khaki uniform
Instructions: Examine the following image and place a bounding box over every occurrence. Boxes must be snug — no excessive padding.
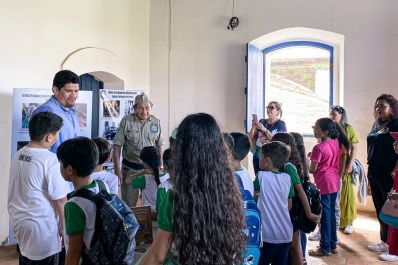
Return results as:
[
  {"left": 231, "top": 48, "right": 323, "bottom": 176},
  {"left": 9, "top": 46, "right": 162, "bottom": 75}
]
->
[{"left": 113, "top": 93, "right": 164, "bottom": 208}]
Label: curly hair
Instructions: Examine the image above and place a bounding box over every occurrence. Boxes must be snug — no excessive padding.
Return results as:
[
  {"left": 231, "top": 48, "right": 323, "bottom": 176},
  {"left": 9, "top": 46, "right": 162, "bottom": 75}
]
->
[
  {"left": 272, "top": 132, "right": 305, "bottom": 181},
  {"left": 172, "top": 113, "right": 245, "bottom": 265}
]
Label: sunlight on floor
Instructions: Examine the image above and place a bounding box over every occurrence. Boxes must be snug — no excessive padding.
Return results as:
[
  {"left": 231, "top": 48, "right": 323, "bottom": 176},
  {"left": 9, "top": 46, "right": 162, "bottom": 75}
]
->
[{"left": 353, "top": 215, "right": 380, "bottom": 232}]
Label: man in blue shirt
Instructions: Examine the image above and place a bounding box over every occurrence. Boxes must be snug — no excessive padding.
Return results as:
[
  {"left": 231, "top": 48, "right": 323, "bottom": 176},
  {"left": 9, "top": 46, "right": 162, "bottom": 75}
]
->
[{"left": 33, "top": 70, "right": 80, "bottom": 153}]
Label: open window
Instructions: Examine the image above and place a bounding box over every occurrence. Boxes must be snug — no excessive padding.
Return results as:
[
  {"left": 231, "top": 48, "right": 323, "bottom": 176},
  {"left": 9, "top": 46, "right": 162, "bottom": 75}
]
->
[{"left": 246, "top": 28, "right": 344, "bottom": 136}]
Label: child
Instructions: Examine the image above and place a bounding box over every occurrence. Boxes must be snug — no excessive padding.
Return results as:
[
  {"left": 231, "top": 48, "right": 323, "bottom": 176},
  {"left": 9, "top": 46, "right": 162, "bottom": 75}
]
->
[
  {"left": 290, "top": 132, "right": 311, "bottom": 264},
  {"left": 125, "top": 146, "right": 169, "bottom": 215},
  {"left": 308, "top": 118, "right": 350, "bottom": 256},
  {"left": 8, "top": 112, "right": 68, "bottom": 264},
  {"left": 56, "top": 137, "right": 109, "bottom": 265},
  {"left": 156, "top": 148, "right": 172, "bottom": 212},
  {"left": 141, "top": 113, "right": 244, "bottom": 265},
  {"left": 272, "top": 132, "right": 320, "bottom": 265},
  {"left": 91, "top": 137, "right": 119, "bottom": 194},
  {"left": 257, "top": 141, "right": 293, "bottom": 265},
  {"left": 230, "top": 132, "right": 254, "bottom": 197}
]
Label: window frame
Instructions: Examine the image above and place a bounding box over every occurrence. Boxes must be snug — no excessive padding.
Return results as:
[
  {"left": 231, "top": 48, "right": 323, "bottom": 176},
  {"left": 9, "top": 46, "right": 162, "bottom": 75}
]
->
[{"left": 262, "top": 41, "right": 334, "bottom": 137}]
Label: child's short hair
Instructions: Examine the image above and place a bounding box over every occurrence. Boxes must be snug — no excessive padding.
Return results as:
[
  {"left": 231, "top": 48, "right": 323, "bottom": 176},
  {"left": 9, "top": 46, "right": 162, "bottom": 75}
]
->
[
  {"left": 57, "top": 137, "right": 99, "bottom": 177},
  {"left": 29, "top": 112, "right": 63, "bottom": 142},
  {"left": 163, "top": 148, "right": 172, "bottom": 171},
  {"left": 92, "top": 137, "right": 111, "bottom": 165},
  {"left": 230, "top": 132, "right": 250, "bottom": 161},
  {"left": 223, "top": 132, "right": 234, "bottom": 151},
  {"left": 261, "top": 141, "right": 291, "bottom": 169}
]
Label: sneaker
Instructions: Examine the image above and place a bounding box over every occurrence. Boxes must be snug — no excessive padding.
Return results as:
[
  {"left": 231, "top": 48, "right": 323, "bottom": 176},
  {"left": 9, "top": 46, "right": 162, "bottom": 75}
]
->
[
  {"left": 331, "top": 248, "right": 338, "bottom": 254},
  {"left": 344, "top": 225, "right": 353, "bottom": 234},
  {"left": 308, "top": 231, "right": 321, "bottom": 241},
  {"left": 379, "top": 253, "right": 398, "bottom": 261},
  {"left": 368, "top": 242, "right": 389, "bottom": 252}
]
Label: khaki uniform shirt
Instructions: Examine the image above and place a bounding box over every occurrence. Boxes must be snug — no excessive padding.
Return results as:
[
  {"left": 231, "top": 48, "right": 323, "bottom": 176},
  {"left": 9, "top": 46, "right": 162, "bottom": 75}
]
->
[{"left": 113, "top": 114, "right": 164, "bottom": 164}]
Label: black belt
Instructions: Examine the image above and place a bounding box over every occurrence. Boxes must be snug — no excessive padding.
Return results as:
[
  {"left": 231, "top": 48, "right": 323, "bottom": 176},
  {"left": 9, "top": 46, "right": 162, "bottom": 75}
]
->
[{"left": 122, "top": 159, "right": 144, "bottom": 170}]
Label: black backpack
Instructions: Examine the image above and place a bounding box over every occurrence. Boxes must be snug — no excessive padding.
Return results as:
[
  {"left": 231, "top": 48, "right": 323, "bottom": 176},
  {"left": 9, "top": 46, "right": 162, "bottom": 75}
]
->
[
  {"left": 296, "top": 180, "right": 321, "bottom": 233},
  {"left": 69, "top": 180, "right": 139, "bottom": 265}
]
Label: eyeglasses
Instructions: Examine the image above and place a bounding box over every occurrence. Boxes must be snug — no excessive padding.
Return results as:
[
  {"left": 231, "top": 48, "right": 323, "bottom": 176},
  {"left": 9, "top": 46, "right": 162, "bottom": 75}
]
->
[{"left": 266, "top": 106, "right": 276, "bottom": 110}]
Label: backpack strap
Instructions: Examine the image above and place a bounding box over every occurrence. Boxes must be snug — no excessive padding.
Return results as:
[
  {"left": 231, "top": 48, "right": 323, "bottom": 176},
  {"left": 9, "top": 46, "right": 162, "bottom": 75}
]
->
[
  {"left": 96, "top": 179, "right": 107, "bottom": 192},
  {"left": 72, "top": 188, "right": 98, "bottom": 203}
]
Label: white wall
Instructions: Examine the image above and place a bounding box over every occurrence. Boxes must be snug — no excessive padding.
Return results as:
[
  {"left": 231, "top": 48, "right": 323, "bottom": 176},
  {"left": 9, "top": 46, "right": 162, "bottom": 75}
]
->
[
  {"left": 0, "top": 0, "right": 150, "bottom": 241},
  {"left": 150, "top": 0, "right": 398, "bottom": 209}
]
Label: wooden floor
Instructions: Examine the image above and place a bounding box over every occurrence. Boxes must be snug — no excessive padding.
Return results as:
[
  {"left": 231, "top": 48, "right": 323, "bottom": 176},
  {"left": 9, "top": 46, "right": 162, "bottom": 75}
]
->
[{"left": 1, "top": 212, "right": 396, "bottom": 265}]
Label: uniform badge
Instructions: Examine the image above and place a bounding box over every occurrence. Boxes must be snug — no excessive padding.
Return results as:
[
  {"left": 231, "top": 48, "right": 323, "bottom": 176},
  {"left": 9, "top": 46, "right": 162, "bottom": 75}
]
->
[{"left": 150, "top": 124, "right": 158, "bottom": 133}]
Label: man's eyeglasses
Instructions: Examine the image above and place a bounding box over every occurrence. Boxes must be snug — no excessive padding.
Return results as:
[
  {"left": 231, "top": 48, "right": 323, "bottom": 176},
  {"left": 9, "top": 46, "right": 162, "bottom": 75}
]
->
[{"left": 266, "top": 106, "right": 276, "bottom": 110}]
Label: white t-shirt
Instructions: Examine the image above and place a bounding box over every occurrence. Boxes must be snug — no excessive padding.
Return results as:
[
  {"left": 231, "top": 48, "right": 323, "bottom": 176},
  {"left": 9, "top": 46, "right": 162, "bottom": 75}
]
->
[
  {"left": 91, "top": 170, "right": 119, "bottom": 194},
  {"left": 257, "top": 170, "right": 293, "bottom": 244},
  {"left": 234, "top": 167, "right": 254, "bottom": 197},
  {"left": 8, "top": 146, "right": 70, "bottom": 260}
]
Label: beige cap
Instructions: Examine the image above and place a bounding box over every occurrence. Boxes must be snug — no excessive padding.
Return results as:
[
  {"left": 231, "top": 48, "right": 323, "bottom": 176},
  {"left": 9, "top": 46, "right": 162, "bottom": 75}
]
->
[{"left": 134, "top": 93, "right": 150, "bottom": 106}]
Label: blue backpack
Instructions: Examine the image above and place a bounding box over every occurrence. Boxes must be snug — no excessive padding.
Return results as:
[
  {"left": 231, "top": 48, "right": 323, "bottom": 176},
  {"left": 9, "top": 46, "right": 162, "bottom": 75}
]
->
[
  {"left": 69, "top": 180, "right": 139, "bottom": 265},
  {"left": 235, "top": 174, "right": 261, "bottom": 265}
]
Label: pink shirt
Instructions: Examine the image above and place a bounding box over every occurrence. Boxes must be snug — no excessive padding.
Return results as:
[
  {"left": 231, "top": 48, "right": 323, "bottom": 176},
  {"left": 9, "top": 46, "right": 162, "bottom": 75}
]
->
[{"left": 310, "top": 138, "right": 342, "bottom": 195}]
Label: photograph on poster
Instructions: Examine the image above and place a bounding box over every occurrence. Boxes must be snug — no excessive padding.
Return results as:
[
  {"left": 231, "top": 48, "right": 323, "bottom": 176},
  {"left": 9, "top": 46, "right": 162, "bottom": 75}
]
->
[
  {"left": 124, "top": 100, "right": 134, "bottom": 115},
  {"left": 75, "top": 103, "right": 88, "bottom": 128},
  {"left": 17, "top": 141, "right": 29, "bottom": 151},
  {"left": 103, "top": 100, "right": 120, "bottom": 118},
  {"left": 21, "top": 103, "right": 40, "bottom": 129},
  {"left": 103, "top": 121, "right": 118, "bottom": 140}
]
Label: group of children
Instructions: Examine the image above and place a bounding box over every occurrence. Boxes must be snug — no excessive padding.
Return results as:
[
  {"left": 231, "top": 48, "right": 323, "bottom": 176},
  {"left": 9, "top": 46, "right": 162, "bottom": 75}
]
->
[{"left": 8, "top": 109, "right": 354, "bottom": 265}]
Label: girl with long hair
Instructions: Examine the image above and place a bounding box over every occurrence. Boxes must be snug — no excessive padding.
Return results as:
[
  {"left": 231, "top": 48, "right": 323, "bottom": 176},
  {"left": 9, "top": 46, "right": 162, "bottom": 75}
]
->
[
  {"left": 249, "top": 101, "right": 287, "bottom": 175},
  {"left": 141, "top": 113, "right": 245, "bottom": 265},
  {"left": 330, "top": 105, "right": 359, "bottom": 234},
  {"left": 290, "top": 132, "right": 310, "bottom": 264},
  {"left": 367, "top": 94, "right": 398, "bottom": 257},
  {"left": 308, "top": 118, "right": 350, "bottom": 257},
  {"left": 271, "top": 133, "right": 319, "bottom": 265}
]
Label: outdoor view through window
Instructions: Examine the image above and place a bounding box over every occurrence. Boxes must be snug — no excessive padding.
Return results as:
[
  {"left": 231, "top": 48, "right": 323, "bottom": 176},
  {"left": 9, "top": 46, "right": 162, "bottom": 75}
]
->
[{"left": 265, "top": 46, "right": 331, "bottom": 136}]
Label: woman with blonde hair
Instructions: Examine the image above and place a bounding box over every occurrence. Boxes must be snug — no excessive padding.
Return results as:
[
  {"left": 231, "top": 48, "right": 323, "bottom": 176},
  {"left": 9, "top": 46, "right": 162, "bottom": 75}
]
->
[{"left": 249, "top": 101, "right": 287, "bottom": 175}]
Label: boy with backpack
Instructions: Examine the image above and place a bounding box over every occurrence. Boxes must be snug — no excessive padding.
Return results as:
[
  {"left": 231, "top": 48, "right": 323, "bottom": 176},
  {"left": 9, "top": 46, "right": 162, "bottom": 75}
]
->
[
  {"left": 257, "top": 141, "right": 293, "bottom": 265},
  {"left": 230, "top": 132, "right": 254, "bottom": 197},
  {"left": 8, "top": 112, "right": 68, "bottom": 265},
  {"left": 57, "top": 137, "right": 138, "bottom": 265}
]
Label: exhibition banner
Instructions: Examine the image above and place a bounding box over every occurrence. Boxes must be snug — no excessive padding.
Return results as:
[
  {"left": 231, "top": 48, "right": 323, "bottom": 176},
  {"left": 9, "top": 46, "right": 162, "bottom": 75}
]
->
[{"left": 11, "top": 88, "right": 93, "bottom": 156}]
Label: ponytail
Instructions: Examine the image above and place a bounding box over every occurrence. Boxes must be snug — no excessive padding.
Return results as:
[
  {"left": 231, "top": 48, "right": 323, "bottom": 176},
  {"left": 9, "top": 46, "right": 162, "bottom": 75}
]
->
[
  {"left": 317, "top": 118, "right": 350, "bottom": 151},
  {"left": 153, "top": 168, "right": 160, "bottom": 186},
  {"left": 334, "top": 122, "right": 350, "bottom": 151},
  {"left": 139, "top": 146, "right": 161, "bottom": 186}
]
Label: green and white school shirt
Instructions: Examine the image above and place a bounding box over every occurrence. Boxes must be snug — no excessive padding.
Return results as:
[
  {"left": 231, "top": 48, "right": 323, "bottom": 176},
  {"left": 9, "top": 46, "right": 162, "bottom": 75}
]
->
[
  {"left": 64, "top": 181, "right": 109, "bottom": 252},
  {"left": 156, "top": 179, "right": 173, "bottom": 212},
  {"left": 254, "top": 164, "right": 299, "bottom": 198},
  {"left": 132, "top": 172, "right": 170, "bottom": 212}
]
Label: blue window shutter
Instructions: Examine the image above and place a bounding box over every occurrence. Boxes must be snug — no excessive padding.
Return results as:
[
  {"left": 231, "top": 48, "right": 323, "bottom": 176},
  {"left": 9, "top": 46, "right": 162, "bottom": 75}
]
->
[{"left": 246, "top": 43, "right": 264, "bottom": 132}]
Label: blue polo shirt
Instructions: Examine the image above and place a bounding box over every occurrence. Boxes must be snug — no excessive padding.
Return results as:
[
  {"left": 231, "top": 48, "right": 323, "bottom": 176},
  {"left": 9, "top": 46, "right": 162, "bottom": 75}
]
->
[{"left": 33, "top": 96, "right": 81, "bottom": 153}]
